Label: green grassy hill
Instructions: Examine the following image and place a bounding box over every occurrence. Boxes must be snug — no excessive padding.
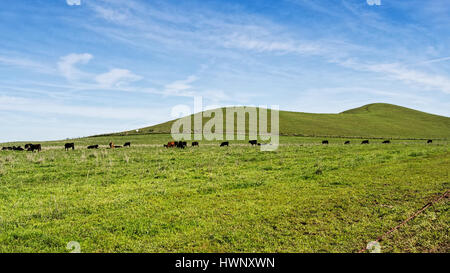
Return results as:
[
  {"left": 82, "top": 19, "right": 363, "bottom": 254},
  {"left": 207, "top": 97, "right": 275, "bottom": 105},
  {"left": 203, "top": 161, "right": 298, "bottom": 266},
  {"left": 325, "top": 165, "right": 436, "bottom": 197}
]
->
[{"left": 112, "top": 103, "right": 450, "bottom": 139}]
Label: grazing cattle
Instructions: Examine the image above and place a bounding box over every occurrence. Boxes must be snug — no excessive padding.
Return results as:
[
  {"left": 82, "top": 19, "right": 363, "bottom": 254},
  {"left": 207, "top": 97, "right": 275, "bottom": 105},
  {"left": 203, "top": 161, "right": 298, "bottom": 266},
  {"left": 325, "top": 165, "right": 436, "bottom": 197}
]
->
[
  {"left": 65, "top": 143, "right": 75, "bottom": 151},
  {"left": 27, "top": 144, "right": 41, "bottom": 152},
  {"left": 361, "top": 140, "right": 369, "bottom": 144},
  {"left": 322, "top": 140, "right": 329, "bottom": 145},
  {"left": 124, "top": 142, "right": 131, "bottom": 147},
  {"left": 176, "top": 141, "right": 187, "bottom": 149},
  {"left": 109, "top": 142, "right": 122, "bottom": 149},
  {"left": 192, "top": 141, "right": 199, "bottom": 147},
  {"left": 87, "top": 145, "right": 99, "bottom": 149},
  {"left": 166, "top": 141, "right": 176, "bottom": 148},
  {"left": 2, "top": 146, "right": 21, "bottom": 150},
  {"left": 249, "top": 140, "right": 258, "bottom": 146},
  {"left": 344, "top": 141, "right": 350, "bottom": 144},
  {"left": 177, "top": 143, "right": 185, "bottom": 149},
  {"left": 24, "top": 144, "right": 33, "bottom": 149},
  {"left": 220, "top": 141, "right": 229, "bottom": 147},
  {"left": 382, "top": 140, "right": 391, "bottom": 144},
  {"left": 427, "top": 139, "right": 433, "bottom": 144}
]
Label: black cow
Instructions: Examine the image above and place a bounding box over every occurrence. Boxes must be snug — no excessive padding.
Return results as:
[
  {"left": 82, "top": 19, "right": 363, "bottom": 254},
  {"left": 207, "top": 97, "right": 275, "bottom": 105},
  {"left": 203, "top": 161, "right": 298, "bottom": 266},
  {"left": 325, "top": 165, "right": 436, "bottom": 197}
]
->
[
  {"left": 27, "top": 144, "right": 41, "bottom": 152},
  {"left": 192, "top": 141, "right": 199, "bottom": 147},
  {"left": 382, "top": 140, "right": 391, "bottom": 144},
  {"left": 427, "top": 139, "right": 433, "bottom": 144},
  {"left": 176, "top": 143, "right": 185, "bottom": 149},
  {"left": 322, "top": 140, "right": 329, "bottom": 144},
  {"left": 361, "top": 140, "right": 369, "bottom": 144},
  {"left": 249, "top": 140, "right": 258, "bottom": 146},
  {"left": 13, "top": 146, "right": 24, "bottom": 151},
  {"left": 65, "top": 143, "right": 75, "bottom": 151},
  {"left": 24, "top": 144, "right": 33, "bottom": 149},
  {"left": 176, "top": 141, "right": 187, "bottom": 149},
  {"left": 124, "top": 142, "right": 131, "bottom": 147},
  {"left": 344, "top": 141, "right": 350, "bottom": 144},
  {"left": 87, "top": 145, "right": 99, "bottom": 149},
  {"left": 220, "top": 141, "right": 229, "bottom": 147}
]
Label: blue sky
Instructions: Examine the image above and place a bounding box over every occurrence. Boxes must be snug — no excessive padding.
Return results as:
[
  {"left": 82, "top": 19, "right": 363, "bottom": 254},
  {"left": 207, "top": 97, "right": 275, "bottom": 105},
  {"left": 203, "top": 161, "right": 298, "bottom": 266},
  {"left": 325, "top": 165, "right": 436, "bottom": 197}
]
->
[{"left": 0, "top": 0, "right": 449, "bottom": 142}]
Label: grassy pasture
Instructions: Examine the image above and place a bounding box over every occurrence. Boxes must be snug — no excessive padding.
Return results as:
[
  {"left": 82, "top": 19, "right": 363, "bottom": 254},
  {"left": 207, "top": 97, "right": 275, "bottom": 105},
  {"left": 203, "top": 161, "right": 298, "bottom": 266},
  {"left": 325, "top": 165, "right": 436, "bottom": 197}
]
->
[{"left": 0, "top": 135, "right": 448, "bottom": 253}]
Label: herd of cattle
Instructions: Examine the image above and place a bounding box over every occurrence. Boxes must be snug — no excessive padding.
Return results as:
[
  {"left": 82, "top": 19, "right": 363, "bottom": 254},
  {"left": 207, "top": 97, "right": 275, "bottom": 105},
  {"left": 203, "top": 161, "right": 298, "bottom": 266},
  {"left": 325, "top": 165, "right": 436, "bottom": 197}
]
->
[
  {"left": 163, "top": 141, "right": 227, "bottom": 148},
  {"left": 0, "top": 142, "right": 132, "bottom": 152},
  {"left": 0, "top": 139, "right": 435, "bottom": 152},
  {"left": 1, "top": 143, "right": 42, "bottom": 152},
  {"left": 325, "top": 139, "right": 433, "bottom": 145}
]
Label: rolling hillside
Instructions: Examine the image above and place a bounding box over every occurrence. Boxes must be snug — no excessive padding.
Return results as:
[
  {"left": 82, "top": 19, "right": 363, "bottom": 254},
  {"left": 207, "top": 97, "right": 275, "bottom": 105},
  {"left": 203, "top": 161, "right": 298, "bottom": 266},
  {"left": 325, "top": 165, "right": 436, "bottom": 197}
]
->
[{"left": 111, "top": 103, "right": 450, "bottom": 139}]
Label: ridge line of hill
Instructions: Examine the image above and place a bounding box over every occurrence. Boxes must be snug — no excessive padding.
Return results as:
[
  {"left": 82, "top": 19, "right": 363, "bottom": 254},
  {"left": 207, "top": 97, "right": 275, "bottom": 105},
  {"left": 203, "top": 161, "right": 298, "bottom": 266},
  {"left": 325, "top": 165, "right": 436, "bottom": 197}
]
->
[{"left": 100, "top": 103, "right": 450, "bottom": 139}]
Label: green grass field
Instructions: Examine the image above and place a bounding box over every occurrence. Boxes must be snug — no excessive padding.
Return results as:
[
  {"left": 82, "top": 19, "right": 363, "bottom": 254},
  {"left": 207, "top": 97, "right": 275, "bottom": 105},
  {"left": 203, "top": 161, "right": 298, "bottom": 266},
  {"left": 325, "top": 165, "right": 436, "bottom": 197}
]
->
[{"left": 0, "top": 134, "right": 448, "bottom": 253}]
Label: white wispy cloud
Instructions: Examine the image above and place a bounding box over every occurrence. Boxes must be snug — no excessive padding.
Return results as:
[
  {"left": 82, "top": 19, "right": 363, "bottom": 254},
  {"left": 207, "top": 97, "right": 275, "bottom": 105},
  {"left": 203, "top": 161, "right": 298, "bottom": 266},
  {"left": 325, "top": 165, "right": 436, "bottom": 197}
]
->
[
  {"left": 417, "top": 56, "right": 450, "bottom": 65},
  {"left": 0, "top": 95, "right": 162, "bottom": 120},
  {"left": 0, "top": 55, "right": 56, "bottom": 74},
  {"left": 164, "top": 76, "right": 198, "bottom": 96},
  {"left": 366, "top": 63, "right": 450, "bottom": 94},
  {"left": 91, "top": 5, "right": 129, "bottom": 24},
  {"left": 332, "top": 58, "right": 450, "bottom": 95},
  {"left": 95, "top": 68, "right": 142, "bottom": 88},
  {"left": 366, "top": 0, "right": 381, "bottom": 6},
  {"left": 147, "top": 75, "right": 231, "bottom": 103},
  {"left": 57, "top": 53, "right": 93, "bottom": 80},
  {"left": 223, "top": 34, "right": 323, "bottom": 55},
  {"left": 220, "top": 29, "right": 450, "bottom": 95},
  {"left": 56, "top": 53, "right": 142, "bottom": 89},
  {"left": 66, "top": 0, "right": 81, "bottom": 6}
]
